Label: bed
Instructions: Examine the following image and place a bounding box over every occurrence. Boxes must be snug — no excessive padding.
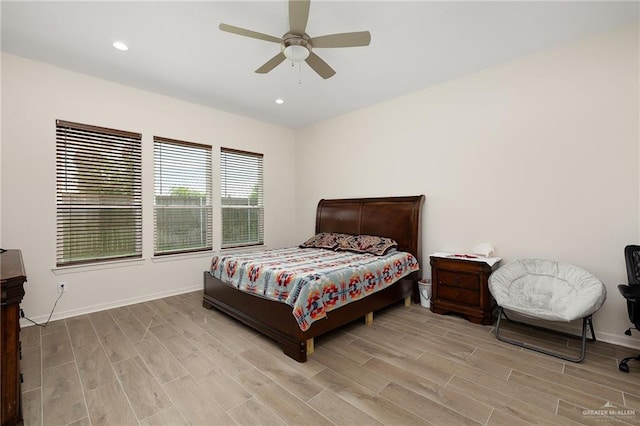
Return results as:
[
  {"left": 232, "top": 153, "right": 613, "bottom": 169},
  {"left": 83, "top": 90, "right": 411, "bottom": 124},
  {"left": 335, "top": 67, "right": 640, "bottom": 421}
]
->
[{"left": 202, "top": 195, "right": 425, "bottom": 362}]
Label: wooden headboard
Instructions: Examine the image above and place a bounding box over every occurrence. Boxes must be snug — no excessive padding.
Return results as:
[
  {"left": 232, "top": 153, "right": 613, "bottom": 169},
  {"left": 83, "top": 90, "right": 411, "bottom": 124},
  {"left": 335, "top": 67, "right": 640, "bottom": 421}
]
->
[{"left": 315, "top": 195, "right": 425, "bottom": 266}]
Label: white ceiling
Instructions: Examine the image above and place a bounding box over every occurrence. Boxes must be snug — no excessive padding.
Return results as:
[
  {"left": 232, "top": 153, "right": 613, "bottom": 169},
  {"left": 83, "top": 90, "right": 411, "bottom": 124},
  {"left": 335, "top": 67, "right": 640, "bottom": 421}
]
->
[{"left": 2, "top": 1, "right": 638, "bottom": 129}]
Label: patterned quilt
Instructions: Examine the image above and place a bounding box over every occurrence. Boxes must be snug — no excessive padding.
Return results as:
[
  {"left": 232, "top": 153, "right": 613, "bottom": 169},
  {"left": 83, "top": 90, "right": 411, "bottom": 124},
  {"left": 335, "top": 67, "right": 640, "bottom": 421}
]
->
[{"left": 209, "top": 247, "right": 420, "bottom": 331}]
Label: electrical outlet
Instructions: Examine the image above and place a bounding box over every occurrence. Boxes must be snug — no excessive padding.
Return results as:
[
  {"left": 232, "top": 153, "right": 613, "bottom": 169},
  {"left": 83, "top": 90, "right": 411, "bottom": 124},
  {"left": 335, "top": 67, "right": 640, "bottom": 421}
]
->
[{"left": 57, "top": 282, "right": 67, "bottom": 293}]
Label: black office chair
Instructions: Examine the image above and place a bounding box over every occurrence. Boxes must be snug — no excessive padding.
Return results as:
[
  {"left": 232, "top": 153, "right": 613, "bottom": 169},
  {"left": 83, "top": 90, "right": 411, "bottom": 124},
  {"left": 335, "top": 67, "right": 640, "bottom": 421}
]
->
[{"left": 618, "top": 245, "right": 640, "bottom": 373}]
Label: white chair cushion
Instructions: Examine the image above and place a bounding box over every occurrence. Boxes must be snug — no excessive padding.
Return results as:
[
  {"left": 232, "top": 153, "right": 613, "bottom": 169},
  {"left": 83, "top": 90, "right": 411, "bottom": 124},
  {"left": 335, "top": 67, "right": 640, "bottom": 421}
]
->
[{"left": 489, "top": 258, "right": 607, "bottom": 322}]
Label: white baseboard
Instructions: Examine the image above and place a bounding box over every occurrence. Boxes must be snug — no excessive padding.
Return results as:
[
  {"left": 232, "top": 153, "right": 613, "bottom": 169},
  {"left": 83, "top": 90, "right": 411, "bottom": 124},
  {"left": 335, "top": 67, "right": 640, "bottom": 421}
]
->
[
  {"left": 591, "top": 330, "right": 640, "bottom": 351},
  {"left": 20, "top": 284, "right": 201, "bottom": 328}
]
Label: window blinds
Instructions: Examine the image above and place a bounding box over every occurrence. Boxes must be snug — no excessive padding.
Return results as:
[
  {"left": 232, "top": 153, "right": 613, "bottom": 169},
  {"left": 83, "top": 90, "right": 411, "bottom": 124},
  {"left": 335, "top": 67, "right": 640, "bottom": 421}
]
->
[
  {"left": 220, "top": 148, "right": 264, "bottom": 248},
  {"left": 56, "top": 120, "right": 142, "bottom": 266},
  {"left": 154, "top": 137, "right": 212, "bottom": 255}
]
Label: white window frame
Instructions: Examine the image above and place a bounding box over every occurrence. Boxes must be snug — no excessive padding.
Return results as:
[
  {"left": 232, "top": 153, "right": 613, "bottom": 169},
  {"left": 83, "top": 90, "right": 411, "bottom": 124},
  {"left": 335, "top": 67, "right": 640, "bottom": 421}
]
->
[
  {"left": 154, "top": 136, "right": 212, "bottom": 256},
  {"left": 56, "top": 120, "right": 142, "bottom": 266},
  {"left": 220, "top": 148, "right": 264, "bottom": 249}
]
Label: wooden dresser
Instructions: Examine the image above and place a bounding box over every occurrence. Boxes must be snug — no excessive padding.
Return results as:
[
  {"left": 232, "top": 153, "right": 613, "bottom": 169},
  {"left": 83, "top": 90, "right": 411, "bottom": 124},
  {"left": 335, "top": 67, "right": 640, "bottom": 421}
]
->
[
  {"left": 430, "top": 255, "right": 499, "bottom": 325},
  {"left": 1, "top": 250, "right": 26, "bottom": 426}
]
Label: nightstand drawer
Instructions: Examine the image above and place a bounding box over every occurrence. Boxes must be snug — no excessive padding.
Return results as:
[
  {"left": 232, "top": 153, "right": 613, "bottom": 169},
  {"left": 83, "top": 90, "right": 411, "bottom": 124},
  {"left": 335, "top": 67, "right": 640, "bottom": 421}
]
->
[
  {"left": 438, "top": 270, "right": 480, "bottom": 290},
  {"left": 438, "top": 285, "right": 479, "bottom": 306}
]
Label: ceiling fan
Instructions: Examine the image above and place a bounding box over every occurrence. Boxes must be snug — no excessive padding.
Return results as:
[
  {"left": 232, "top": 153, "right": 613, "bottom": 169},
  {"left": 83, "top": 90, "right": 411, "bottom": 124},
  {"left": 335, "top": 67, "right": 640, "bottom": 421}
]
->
[{"left": 219, "top": 0, "right": 371, "bottom": 79}]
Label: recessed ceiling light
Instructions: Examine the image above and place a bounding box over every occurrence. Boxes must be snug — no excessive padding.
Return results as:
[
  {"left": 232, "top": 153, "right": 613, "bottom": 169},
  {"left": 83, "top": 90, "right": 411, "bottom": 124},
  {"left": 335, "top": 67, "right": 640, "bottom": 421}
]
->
[
  {"left": 275, "top": 98, "right": 284, "bottom": 104},
  {"left": 112, "top": 41, "right": 128, "bottom": 51}
]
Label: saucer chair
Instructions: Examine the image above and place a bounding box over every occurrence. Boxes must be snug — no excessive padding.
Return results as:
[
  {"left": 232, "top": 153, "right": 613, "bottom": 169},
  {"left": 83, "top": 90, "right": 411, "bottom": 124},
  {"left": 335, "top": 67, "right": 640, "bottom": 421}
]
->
[{"left": 489, "top": 258, "right": 606, "bottom": 362}]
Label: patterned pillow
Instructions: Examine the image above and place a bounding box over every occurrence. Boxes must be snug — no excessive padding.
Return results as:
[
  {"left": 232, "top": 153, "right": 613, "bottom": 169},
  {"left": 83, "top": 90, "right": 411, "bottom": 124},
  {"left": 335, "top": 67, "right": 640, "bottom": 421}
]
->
[
  {"left": 336, "top": 234, "right": 398, "bottom": 256},
  {"left": 299, "top": 232, "right": 350, "bottom": 250}
]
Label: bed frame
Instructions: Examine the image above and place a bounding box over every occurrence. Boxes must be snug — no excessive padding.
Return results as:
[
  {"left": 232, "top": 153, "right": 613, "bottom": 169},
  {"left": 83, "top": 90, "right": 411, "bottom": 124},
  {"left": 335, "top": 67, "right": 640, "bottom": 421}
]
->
[{"left": 202, "top": 195, "right": 425, "bottom": 362}]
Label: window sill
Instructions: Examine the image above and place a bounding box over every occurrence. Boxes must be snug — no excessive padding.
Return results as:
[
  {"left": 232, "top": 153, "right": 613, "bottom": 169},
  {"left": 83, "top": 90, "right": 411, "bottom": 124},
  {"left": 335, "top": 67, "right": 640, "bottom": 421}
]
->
[
  {"left": 219, "top": 245, "right": 267, "bottom": 254},
  {"left": 52, "top": 258, "right": 145, "bottom": 275},
  {"left": 151, "top": 250, "right": 214, "bottom": 263}
]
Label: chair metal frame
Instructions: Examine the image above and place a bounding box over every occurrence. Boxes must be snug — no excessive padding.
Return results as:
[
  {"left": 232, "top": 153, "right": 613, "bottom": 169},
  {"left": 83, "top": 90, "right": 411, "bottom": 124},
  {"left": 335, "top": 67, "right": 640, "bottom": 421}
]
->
[{"left": 494, "top": 307, "right": 596, "bottom": 362}]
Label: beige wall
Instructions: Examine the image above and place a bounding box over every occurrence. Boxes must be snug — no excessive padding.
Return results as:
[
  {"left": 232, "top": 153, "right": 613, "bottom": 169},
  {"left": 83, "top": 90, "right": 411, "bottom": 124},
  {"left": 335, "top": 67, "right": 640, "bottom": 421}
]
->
[
  {"left": 1, "top": 54, "right": 296, "bottom": 321},
  {"left": 295, "top": 25, "right": 640, "bottom": 347}
]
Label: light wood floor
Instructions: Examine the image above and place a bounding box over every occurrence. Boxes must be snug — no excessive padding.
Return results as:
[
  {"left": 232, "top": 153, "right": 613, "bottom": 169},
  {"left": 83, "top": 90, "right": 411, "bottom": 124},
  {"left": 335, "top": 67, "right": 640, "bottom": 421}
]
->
[{"left": 20, "top": 290, "right": 640, "bottom": 425}]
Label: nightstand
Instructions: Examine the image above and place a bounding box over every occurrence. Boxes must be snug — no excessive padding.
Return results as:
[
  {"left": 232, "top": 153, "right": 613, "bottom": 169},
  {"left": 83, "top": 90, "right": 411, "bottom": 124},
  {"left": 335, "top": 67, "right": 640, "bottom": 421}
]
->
[{"left": 430, "top": 255, "right": 500, "bottom": 325}]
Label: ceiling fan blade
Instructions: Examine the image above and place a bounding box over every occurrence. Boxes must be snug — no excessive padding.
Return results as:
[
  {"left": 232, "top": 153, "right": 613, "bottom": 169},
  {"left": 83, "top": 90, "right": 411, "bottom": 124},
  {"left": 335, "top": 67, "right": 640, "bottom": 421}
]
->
[
  {"left": 255, "top": 53, "right": 286, "bottom": 74},
  {"left": 289, "top": 0, "right": 310, "bottom": 35},
  {"left": 219, "top": 23, "right": 282, "bottom": 44},
  {"left": 305, "top": 52, "right": 336, "bottom": 79},
  {"left": 311, "top": 31, "right": 371, "bottom": 48}
]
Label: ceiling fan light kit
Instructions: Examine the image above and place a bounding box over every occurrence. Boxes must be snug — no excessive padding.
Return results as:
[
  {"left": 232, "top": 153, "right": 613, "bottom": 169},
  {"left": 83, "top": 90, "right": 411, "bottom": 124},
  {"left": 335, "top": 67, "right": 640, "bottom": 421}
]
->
[
  {"left": 282, "top": 33, "right": 311, "bottom": 62},
  {"left": 283, "top": 44, "right": 309, "bottom": 62},
  {"left": 219, "top": 0, "right": 371, "bottom": 79}
]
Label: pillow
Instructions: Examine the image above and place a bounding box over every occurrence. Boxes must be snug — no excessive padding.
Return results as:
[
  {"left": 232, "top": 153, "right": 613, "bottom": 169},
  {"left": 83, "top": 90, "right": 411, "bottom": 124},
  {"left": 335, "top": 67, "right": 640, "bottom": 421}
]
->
[
  {"left": 336, "top": 234, "right": 398, "bottom": 256},
  {"left": 299, "top": 232, "right": 350, "bottom": 250}
]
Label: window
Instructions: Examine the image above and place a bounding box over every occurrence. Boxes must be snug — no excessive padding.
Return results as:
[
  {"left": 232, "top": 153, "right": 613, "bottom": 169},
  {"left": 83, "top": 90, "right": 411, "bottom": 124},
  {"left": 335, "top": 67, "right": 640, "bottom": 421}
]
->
[
  {"left": 56, "top": 120, "right": 142, "bottom": 266},
  {"left": 220, "top": 148, "right": 264, "bottom": 248},
  {"left": 154, "top": 137, "right": 212, "bottom": 255}
]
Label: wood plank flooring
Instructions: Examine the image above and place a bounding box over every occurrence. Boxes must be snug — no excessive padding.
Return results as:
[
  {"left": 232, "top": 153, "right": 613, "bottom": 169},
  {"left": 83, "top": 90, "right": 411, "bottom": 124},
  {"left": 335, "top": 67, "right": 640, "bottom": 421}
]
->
[{"left": 20, "top": 291, "right": 640, "bottom": 425}]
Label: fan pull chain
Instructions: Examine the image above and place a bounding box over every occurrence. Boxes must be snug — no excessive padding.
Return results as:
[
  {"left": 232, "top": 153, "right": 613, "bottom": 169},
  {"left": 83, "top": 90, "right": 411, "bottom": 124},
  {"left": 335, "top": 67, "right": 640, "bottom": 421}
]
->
[{"left": 298, "top": 62, "right": 302, "bottom": 85}]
